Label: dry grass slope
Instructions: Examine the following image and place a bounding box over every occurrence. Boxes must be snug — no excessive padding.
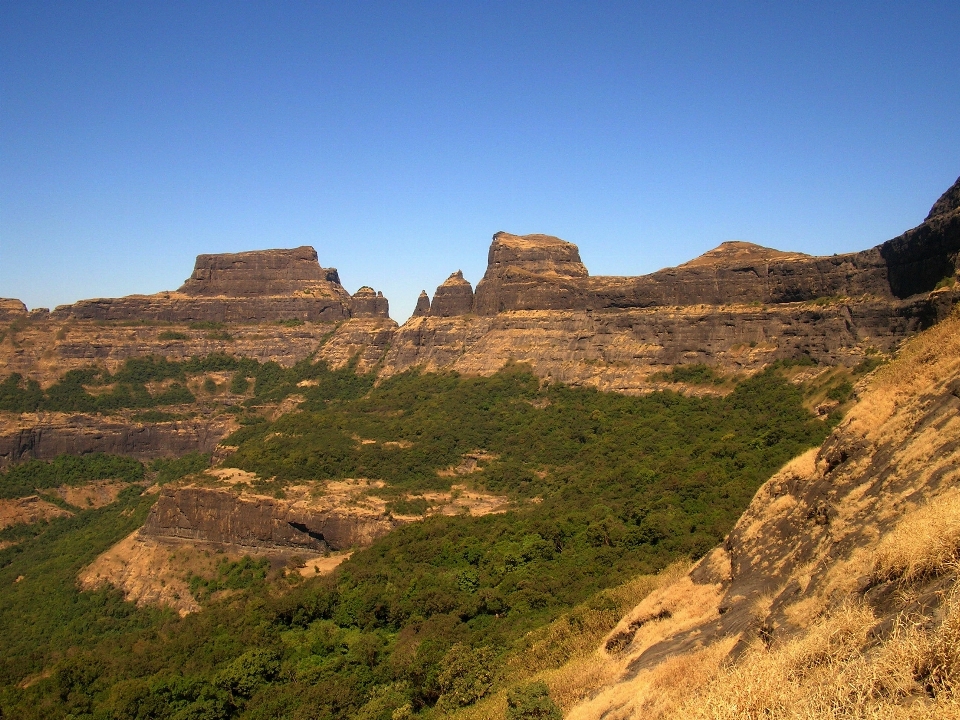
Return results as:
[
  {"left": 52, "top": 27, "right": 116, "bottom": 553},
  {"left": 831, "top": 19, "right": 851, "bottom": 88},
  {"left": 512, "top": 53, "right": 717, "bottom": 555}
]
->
[{"left": 562, "top": 305, "right": 960, "bottom": 719}]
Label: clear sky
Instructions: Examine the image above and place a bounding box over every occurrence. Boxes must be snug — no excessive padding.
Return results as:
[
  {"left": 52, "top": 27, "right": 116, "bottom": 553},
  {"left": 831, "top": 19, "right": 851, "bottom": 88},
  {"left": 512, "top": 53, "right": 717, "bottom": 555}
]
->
[{"left": 2, "top": 1, "right": 959, "bottom": 321}]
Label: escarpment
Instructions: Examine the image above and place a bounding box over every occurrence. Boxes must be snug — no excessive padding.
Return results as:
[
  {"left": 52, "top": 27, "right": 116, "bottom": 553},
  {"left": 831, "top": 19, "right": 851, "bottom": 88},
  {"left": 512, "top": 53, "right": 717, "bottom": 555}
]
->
[
  {"left": 380, "top": 177, "right": 960, "bottom": 387},
  {"left": 141, "top": 486, "right": 401, "bottom": 552},
  {"left": 0, "top": 413, "right": 236, "bottom": 470},
  {"left": 50, "top": 246, "right": 390, "bottom": 323}
]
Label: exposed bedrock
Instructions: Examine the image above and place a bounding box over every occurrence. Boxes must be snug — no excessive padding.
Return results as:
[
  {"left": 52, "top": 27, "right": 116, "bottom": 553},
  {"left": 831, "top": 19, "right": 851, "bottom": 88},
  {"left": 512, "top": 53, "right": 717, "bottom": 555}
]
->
[
  {"left": 178, "top": 246, "right": 344, "bottom": 298},
  {"left": 348, "top": 286, "right": 390, "bottom": 318},
  {"left": 380, "top": 291, "right": 951, "bottom": 389},
  {"left": 462, "top": 182, "right": 960, "bottom": 316},
  {"left": 0, "top": 299, "right": 27, "bottom": 322},
  {"left": 50, "top": 246, "right": 390, "bottom": 322},
  {"left": 53, "top": 295, "right": 354, "bottom": 323},
  {"left": 141, "top": 486, "right": 401, "bottom": 552},
  {"left": 413, "top": 291, "right": 431, "bottom": 317},
  {"left": 0, "top": 415, "right": 234, "bottom": 470},
  {"left": 430, "top": 270, "right": 475, "bottom": 317}
]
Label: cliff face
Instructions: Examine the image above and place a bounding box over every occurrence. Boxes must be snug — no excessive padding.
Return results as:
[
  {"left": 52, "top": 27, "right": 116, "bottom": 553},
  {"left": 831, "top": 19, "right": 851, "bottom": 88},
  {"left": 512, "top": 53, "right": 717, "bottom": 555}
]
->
[
  {"left": 141, "top": 486, "right": 401, "bottom": 552},
  {"left": 0, "top": 299, "right": 27, "bottom": 322},
  {"left": 51, "top": 246, "right": 389, "bottom": 323},
  {"left": 430, "top": 270, "right": 475, "bottom": 317},
  {"left": 381, "top": 179, "right": 960, "bottom": 388},
  {"left": 3, "top": 177, "right": 959, "bottom": 462},
  {"left": 0, "top": 413, "right": 236, "bottom": 469},
  {"left": 178, "top": 246, "right": 345, "bottom": 298}
]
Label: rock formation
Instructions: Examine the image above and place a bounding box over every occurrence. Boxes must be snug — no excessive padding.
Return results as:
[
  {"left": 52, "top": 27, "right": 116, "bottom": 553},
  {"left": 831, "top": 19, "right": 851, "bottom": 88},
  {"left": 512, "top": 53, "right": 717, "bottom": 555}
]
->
[
  {"left": 141, "top": 486, "right": 401, "bottom": 552},
  {"left": 0, "top": 299, "right": 26, "bottom": 322},
  {"left": 413, "top": 291, "right": 431, "bottom": 317},
  {"left": 380, "top": 178, "right": 960, "bottom": 389},
  {"left": 429, "top": 270, "right": 475, "bottom": 317},
  {"left": 50, "top": 246, "right": 390, "bottom": 323},
  {"left": 349, "top": 286, "right": 390, "bottom": 318},
  {"left": 0, "top": 413, "right": 235, "bottom": 469},
  {"left": 178, "top": 246, "right": 344, "bottom": 297}
]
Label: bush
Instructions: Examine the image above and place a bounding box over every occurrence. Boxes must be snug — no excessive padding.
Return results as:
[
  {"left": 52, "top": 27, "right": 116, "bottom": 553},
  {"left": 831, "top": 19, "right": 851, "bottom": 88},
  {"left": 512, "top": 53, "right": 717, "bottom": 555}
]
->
[
  {"left": 0, "top": 453, "right": 144, "bottom": 498},
  {"left": 506, "top": 681, "right": 562, "bottom": 719},
  {"left": 150, "top": 452, "right": 210, "bottom": 484},
  {"left": 436, "top": 644, "right": 496, "bottom": 711}
]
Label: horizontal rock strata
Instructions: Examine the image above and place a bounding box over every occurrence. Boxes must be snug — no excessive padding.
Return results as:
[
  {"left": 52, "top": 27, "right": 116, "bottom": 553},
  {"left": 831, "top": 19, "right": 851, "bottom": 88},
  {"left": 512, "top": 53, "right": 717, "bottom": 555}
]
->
[
  {"left": 0, "top": 414, "right": 235, "bottom": 469},
  {"left": 141, "top": 486, "right": 400, "bottom": 551},
  {"left": 49, "top": 246, "right": 389, "bottom": 322},
  {"left": 0, "top": 299, "right": 27, "bottom": 322}
]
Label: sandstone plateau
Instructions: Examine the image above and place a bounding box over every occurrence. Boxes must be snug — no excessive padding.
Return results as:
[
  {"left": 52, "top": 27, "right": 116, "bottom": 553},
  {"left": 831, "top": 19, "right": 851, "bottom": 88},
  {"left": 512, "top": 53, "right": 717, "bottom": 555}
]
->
[{"left": 2, "top": 175, "right": 959, "bottom": 462}]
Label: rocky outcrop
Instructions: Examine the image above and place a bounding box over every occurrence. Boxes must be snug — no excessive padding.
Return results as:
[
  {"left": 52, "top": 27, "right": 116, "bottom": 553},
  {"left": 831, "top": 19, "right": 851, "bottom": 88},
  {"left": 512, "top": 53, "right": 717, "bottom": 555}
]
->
[
  {"left": 382, "top": 178, "right": 960, "bottom": 385},
  {"left": 178, "top": 246, "right": 344, "bottom": 298},
  {"left": 349, "top": 286, "right": 390, "bottom": 318},
  {"left": 141, "top": 486, "right": 401, "bottom": 551},
  {"left": 0, "top": 414, "right": 234, "bottom": 469},
  {"left": 0, "top": 299, "right": 27, "bottom": 322},
  {"left": 380, "top": 293, "right": 943, "bottom": 391},
  {"left": 430, "top": 271, "right": 475, "bottom": 317},
  {"left": 925, "top": 174, "right": 960, "bottom": 221},
  {"left": 51, "top": 246, "right": 389, "bottom": 323},
  {"left": 53, "top": 294, "right": 354, "bottom": 324},
  {"left": 473, "top": 232, "right": 589, "bottom": 315},
  {"left": 466, "top": 185, "right": 960, "bottom": 317},
  {"left": 413, "top": 291, "right": 431, "bottom": 317}
]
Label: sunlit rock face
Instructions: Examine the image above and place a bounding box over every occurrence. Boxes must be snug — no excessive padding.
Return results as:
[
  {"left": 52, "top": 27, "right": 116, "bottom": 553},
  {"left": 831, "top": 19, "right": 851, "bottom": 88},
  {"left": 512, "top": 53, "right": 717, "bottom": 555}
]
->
[
  {"left": 178, "top": 246, "right": 346, "bottom": 298},
  {"left": 0, "top": 299, "right": 27, "bottom": 322},
  {"left": 430, "top": 271, "right": 475, "bottom": 317},
  {"left": 141, "top": 486, "right": 400, "bottom": 552},
  {"left": 47, "top": 246, "right": 389, "bottom": 323}
]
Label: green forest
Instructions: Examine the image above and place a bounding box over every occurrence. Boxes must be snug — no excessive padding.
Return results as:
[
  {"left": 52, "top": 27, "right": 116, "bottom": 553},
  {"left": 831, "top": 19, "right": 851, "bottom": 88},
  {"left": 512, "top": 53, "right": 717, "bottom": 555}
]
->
[{"left": 0, "top": 360, "right": 841, "bottom": 719}]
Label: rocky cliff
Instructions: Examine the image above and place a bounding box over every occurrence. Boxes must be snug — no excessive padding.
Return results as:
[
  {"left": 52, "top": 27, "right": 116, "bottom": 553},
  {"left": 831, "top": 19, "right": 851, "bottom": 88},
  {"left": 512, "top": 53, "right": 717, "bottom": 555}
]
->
[
  {"left": 0, "top": 299, "right": 27, "bottom": 322},
  {"left": 141, "top": 486, "right": 401, "bottom": 552},
  {"left": 50, "top": 246, "right": 390, "bottom": 323},
  {"left": 379, "top": 178, "right": 960, "bottom": 390},
  {"left": 0, "top": 413, "right": 236, "bottom": 469},
  {"left": 430, "top": 270, "right": 475, "bottom": 317}
]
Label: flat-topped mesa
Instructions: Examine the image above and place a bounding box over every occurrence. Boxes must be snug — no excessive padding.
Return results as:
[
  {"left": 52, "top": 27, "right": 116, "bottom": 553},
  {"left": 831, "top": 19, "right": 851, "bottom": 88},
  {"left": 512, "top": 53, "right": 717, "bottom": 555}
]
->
[
  {"left": 485, "top": 232, "right": 589, "bottom": 279},
  {"left": 50, "top": 245, "right": 393, "bottom": 323},
  {"left": 178, "top": 246, "right": 347, "bottom": 299},
  {"left": 412, "top": 291, "right": 431, "bottom": 317},
  {"left": 349, "top": 287, "right": 390, "bottom": 318},
  {"left": 430, "top": 271, "right": 475, "bottom": 317},
  {"left": 474, "top": 233, "right": 589, "bottom": 314},
  {"left": 0, "top": 299, "right": 27, "bottom": 322}
]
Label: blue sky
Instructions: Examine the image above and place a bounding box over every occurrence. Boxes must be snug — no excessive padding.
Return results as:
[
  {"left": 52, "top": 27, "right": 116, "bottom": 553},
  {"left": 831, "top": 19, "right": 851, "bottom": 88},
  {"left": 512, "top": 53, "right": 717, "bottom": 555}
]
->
[{"left": 2, "top": 1, "right": 959, "bottom": 321}]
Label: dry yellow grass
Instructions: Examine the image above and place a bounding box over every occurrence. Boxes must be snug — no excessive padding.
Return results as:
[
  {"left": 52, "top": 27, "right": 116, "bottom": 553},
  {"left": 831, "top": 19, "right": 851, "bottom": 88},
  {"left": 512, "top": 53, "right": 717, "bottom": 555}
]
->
[
  {"left": 873, "top": 489, "right": 960, "bottom": 583},
  {"left": 659, "top": 582, "right": 960, "bottom": 720}
]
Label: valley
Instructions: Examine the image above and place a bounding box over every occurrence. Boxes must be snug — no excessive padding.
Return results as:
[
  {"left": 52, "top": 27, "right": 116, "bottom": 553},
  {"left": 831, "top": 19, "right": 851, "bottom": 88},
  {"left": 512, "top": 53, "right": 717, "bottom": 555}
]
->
[{"left": 0, "top": 176, "right": 958, "bottom": 718}]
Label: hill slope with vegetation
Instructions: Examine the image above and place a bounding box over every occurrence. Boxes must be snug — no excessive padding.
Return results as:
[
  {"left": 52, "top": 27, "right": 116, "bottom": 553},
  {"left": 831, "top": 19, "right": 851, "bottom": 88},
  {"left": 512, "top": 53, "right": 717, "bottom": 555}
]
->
[{"left": 0, "top": 357, "right": 847, "bottom": 719}]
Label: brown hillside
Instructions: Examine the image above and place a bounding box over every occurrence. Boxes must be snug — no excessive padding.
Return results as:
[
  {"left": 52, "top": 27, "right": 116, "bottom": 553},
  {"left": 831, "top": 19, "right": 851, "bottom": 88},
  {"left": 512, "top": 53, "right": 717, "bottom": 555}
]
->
[{"left": 560, "top": 305, "right": 960, "bottom": 718}]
